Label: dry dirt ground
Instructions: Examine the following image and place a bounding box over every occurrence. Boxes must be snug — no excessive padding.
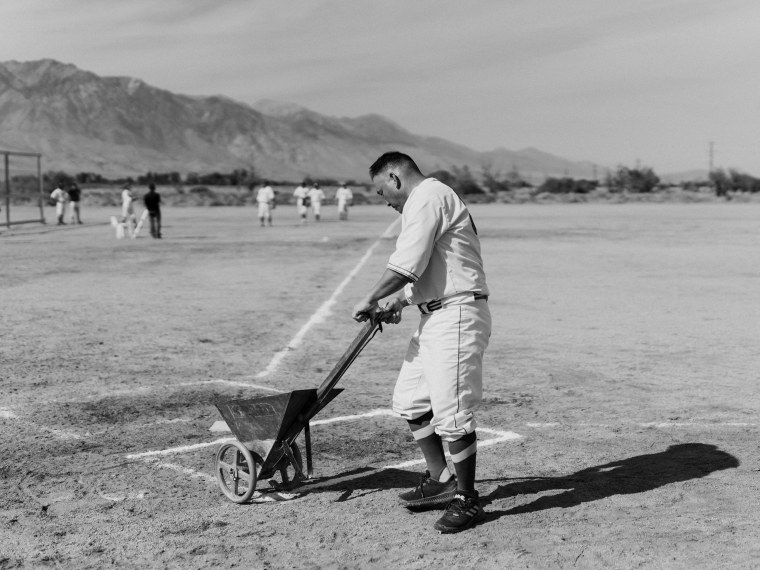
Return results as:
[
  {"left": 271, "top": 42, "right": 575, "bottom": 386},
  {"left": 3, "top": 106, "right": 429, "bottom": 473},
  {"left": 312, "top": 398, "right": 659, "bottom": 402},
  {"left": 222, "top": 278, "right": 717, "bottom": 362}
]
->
[{"left": 1, "top": 202, "right": 759, "bottom": 569}]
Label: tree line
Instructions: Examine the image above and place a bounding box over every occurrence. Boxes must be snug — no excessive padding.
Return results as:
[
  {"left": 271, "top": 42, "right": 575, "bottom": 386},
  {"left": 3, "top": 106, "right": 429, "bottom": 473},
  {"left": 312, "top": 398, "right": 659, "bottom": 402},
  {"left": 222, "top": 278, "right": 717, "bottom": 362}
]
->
[{"left": 7, "top": 164, "right": 759, "bottom": 200}]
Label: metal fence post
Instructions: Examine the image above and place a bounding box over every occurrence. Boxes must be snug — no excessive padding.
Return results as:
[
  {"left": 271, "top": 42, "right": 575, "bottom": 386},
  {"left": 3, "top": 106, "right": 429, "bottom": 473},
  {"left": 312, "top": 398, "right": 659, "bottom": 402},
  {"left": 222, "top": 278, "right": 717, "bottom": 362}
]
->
[{"left": 4, "top": 152, "right": 10, "bottom": 229}]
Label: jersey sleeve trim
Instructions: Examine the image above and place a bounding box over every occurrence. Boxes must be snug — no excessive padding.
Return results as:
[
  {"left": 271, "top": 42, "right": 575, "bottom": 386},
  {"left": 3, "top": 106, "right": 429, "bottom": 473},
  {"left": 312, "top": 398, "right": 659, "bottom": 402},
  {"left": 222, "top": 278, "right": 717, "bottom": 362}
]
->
[{"left": 387, "top": 263, "right": 418, "bottom": 282}]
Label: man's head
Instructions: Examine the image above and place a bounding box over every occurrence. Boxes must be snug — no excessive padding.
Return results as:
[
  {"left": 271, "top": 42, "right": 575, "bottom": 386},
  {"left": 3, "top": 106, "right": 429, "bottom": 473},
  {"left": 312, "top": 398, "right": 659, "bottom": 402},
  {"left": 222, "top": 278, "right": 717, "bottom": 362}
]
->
[
  {"left": 149, "top": 183, "right": 156, "bottom": 192},
  {"left": 368, "top": 151, "right": 425, "bottom": 213}
]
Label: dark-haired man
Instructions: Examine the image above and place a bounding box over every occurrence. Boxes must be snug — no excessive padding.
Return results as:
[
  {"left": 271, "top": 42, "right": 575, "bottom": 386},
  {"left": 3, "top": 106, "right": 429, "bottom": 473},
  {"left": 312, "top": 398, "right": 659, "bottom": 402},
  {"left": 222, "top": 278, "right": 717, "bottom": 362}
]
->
[
  {"left": 352, "top": 151, "right": 491, "bottom": 533},
  {"left": 143, "top": 183, "right": 162, "bottom": 238}
]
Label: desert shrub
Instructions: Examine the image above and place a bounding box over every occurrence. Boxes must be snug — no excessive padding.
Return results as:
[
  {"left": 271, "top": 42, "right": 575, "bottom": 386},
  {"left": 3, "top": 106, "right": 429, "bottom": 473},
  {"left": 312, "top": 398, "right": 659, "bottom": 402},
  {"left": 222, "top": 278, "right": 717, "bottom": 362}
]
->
[
  {"left": 538, "top": 177, "right": 598, "bottom": 194},
  {"left": 606, "top": 166, "right": 660, "bottom": 193},
  {"left": 429, "top": 166, "right": 485, "bottom": 196}
]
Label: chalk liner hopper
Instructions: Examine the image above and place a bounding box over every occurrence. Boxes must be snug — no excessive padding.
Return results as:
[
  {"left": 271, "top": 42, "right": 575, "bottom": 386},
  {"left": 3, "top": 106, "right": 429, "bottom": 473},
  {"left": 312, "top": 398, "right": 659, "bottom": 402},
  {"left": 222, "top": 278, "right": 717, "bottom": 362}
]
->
[{"left": 214, "top": 317, "right": 384, "bottom": 503}]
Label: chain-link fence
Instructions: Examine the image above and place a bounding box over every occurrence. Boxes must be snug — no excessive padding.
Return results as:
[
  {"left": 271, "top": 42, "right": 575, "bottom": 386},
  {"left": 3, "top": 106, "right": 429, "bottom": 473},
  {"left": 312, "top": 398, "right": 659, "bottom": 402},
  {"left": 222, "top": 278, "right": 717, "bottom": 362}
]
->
[{"left": 1, "top": 150, "right": 44, "bottom": 228}]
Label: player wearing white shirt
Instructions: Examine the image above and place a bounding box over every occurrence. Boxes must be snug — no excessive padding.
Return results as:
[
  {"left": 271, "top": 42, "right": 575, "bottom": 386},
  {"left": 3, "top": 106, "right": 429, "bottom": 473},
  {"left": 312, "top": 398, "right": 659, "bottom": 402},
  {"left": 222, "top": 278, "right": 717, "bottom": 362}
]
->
[
  {"left": 120, "top": 184, "right": 138, "bottom": 237},
  {"left": 335, "top": 183, "right": 353, "bottom": 220},
  {"left": 50, "top": 186, "right": 69, "bottom": 225},
  {"left": 353, "top": 152, "right": 490, "bottom": 534},
  {"left": 307, "top": 183, "right": 326, "bottom": 221},
  {"left": 256, "top": 181, "right": 275, "bottom": 227},
  {"left": 293, "top": 181, "right": 309, "bottom": 224}
]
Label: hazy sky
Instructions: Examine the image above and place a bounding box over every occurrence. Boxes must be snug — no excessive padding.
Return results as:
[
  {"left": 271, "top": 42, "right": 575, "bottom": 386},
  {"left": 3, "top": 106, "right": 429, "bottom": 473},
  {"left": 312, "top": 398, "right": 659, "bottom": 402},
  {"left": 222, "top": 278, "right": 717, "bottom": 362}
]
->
[{"left": 2, "top": 0, "right": 759, "bottom": 174}]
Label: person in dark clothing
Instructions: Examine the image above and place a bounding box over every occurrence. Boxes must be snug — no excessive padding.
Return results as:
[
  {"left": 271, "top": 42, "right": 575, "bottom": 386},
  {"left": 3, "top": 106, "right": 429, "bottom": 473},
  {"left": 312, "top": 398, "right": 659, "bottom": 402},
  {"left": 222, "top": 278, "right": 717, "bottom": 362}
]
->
[
  {"left": 143, "top": 183, "right": 162, "bottom": 238},
  {"left": 67, "top": 184, "right": 83, "bottom": 224}
]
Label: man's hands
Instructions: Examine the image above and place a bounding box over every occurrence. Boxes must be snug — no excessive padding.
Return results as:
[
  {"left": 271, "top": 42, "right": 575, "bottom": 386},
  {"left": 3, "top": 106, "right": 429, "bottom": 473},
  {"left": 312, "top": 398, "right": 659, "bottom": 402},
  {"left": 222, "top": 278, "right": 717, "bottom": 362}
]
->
[
  {"left": 351, "top": 297, "right": 378, "bottom": 323},
  {"left": 352, "top": 296, "right": 405, "bottom": 325}
]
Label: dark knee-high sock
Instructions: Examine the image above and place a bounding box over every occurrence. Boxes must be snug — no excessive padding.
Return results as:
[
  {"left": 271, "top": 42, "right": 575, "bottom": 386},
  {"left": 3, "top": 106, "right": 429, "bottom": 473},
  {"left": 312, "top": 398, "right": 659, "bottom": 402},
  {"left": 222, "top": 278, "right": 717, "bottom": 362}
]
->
[
  {"left": 408, "top": 411, "right": 451, "bottom": 481},
  {"left": 449, "top": 431, "right": 477, "bottom": 492}
]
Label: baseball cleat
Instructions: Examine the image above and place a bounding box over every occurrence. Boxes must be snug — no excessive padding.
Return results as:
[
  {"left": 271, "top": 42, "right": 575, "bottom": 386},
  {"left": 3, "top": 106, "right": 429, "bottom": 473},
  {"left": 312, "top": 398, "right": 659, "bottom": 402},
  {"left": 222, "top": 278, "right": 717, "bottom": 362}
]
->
[
  {"left": 398, "top": 470, "right": 458, "bottom": 510},
  {"left": 433, "top": 490, "right": 485, "bottom": 533}
]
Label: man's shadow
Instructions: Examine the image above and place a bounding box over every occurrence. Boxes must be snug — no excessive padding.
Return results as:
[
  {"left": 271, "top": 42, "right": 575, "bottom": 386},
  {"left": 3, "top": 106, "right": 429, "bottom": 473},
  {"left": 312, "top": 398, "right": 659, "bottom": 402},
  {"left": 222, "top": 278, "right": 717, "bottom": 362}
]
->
[
  {"left": 480, "top": 443, "right": 738, "bottom": 519},
  {"left": 299, "top": 443, "right": 738, "bottom": 510}
]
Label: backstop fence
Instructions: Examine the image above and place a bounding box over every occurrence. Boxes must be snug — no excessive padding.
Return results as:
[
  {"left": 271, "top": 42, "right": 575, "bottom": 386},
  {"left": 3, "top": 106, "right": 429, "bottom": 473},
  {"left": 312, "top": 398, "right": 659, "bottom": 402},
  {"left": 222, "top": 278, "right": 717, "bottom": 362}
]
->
[{"left": 1, "top": 149, "right": 45, "bottom": 228}]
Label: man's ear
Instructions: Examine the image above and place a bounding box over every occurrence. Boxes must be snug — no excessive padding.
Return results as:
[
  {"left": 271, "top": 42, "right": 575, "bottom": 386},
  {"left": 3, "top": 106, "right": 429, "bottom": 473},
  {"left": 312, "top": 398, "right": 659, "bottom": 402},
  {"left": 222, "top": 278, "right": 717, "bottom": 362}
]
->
[{"left": 390, "top": 172, "right": 401, "bottom": 190}]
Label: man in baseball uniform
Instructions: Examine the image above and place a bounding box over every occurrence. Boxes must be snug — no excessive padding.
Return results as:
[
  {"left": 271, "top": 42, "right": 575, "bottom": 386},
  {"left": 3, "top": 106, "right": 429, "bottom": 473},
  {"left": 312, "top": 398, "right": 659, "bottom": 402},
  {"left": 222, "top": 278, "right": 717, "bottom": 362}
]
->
[
  {"left": 307, "top": 182, "right": 326, "bottom": 221},
  {"left": 352, "top": 151, "right": 491, "bottom": 533},
  {"left": 50, "top": 184, "right": 69, "bottom": 225},
  {"left": 121, "top": 183, "right": 137, "bottom": 237},
  {"left": 67, "top": 183, "right": 83, "bottom": 224},
  {"left": 335, "top": 182, "right": 353, "bottom": 220},
  {"left": 256, "top": 180, "right": 275, "bottom": 227},
  {"left": 293, "top": 180, "right": 309, "bottom": 224}
]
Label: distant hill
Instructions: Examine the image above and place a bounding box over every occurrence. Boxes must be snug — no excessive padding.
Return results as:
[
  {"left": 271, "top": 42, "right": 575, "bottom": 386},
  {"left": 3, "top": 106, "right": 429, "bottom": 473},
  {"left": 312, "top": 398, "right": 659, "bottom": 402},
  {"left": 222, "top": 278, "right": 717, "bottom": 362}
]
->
[{"left": 0, "top": 59, "right": 600, "bottom": 181}]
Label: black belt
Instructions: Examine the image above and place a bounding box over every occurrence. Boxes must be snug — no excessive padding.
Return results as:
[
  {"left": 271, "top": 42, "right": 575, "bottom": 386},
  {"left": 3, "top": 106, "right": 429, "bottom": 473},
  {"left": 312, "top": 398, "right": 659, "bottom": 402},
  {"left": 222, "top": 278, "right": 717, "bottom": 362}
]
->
[{"left": 418, "top": 292, "right": 488, "bottom": 314}]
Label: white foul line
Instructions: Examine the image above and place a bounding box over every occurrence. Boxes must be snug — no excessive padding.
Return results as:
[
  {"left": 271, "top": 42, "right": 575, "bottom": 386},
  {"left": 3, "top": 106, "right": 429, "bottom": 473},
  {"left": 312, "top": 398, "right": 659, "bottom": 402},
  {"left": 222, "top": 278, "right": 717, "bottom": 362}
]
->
[
  {"left": 380, "top": 428, "right": 523, "bottom": 471},
  {"left": 177, "top": 379, "right": 285, "bottom": 393},
  {"left": 310, "top": 408, "right": 396, "bottom": 426},
  {"left": 126, "top": 409, "right": 398, "bottom": 459},
  {"left": 255, "top": 220, "right": 398, "bottom": 379}
]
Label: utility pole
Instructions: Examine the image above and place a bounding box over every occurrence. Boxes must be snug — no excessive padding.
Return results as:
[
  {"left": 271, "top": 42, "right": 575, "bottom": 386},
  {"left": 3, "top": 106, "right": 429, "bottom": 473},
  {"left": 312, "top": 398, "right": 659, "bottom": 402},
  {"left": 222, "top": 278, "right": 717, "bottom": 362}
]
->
[{"left": 708, "top": 141, "right": 715, "bottom": 174}]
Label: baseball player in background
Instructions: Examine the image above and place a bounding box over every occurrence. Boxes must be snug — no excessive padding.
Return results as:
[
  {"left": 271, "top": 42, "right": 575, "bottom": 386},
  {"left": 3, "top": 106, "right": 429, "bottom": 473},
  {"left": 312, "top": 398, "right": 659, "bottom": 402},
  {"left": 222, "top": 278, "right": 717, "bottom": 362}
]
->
[
  {"left": 256, "top": 180, "right": 275, "bottom": 227},
  {"left": 307, "top": 182, "right": 326, "bottom": 221},
  {"left": 121, "top": 183, "right": 137, "bottom": 237},
  {"left": 293, "top": 180, "right": 309, "bottom": 224},
  {"left": 50, "top": 184, "right": 69, "bottom": 225},
  {"left": 353, "top": 151, "right": 491, "bottom": 534},
  {"left": 335, "top": 182, "right": 353, "bottom": 220},
  {"left": 67, "top": 183, "right": 83, "bottom": 224}
]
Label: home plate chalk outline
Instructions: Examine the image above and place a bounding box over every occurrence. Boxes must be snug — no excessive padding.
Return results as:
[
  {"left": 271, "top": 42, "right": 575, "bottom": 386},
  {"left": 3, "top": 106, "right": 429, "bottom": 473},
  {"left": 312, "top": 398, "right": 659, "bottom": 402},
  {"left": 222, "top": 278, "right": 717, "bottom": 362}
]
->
[{"left": 120, "top": 408, "right": 523, "bottom": 502}]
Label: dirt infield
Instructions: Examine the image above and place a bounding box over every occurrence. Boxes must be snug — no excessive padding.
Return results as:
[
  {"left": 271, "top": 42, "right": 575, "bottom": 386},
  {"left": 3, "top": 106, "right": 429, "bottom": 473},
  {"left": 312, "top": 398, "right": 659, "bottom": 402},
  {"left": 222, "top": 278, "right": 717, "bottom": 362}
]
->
[{"left": 1, "top": 203, "right": 759, "bottom": 569}]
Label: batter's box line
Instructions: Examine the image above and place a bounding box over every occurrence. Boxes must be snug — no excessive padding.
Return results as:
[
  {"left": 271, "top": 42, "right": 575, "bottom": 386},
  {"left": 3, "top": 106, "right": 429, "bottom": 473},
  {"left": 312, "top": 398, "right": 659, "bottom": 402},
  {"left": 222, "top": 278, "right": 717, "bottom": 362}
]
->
[{"left": 124, "top": 409, "right": 524, "bottom": 464}]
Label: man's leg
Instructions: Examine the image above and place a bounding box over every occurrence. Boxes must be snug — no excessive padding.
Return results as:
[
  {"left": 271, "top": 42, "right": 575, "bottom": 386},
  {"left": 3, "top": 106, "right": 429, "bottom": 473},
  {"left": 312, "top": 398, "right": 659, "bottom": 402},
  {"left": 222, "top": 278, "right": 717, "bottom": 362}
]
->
[
  {"left": 424, "top": 303, "right": 490, "bottom": 533},
  {"left": 394, "top": 330, "right": 457, "bottom": 510},
  {"left": 448, "top": 431, "right": 477, "bottom": 491},
  {"left": 407, "top": 411, "right": 451, "bottom": 482}
]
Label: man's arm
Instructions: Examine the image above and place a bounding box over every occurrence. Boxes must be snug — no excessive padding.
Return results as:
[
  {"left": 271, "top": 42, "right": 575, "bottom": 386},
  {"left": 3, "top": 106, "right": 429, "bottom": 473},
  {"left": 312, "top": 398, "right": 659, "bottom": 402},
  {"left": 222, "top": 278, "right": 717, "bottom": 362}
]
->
[{"left": 352, "top": 269, "right": 412, "bottom": 322}]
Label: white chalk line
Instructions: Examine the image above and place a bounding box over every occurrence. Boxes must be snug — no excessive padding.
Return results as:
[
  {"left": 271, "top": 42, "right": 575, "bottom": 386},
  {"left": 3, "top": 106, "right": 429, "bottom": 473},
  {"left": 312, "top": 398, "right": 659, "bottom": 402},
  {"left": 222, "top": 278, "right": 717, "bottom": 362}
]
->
[
  {"left": 255, "top": 220, "right": 398, "bottom": 379},
  {"left": 122, "top": 409, "right": 524, "bottom": 492},
  {"left": 1, "top": 407, "right": 84, "bottom": 440},
  {"left": 525, "top": 421, "right": 760, "bottom": 429},
  {"left": 381, "top": 428, "right": 523, "bottom": 471},
  {"left": 177, "top": 379, "right": 285, "bottom": 393},
  {"left": 303, "top": 408, "right": 396, "bottom": 426},
  {"left": 5, "top": 220, "right": 398, "bottom": 445},
  {"left": 125, "top": 408, "right": 399, "bottom": 459}
]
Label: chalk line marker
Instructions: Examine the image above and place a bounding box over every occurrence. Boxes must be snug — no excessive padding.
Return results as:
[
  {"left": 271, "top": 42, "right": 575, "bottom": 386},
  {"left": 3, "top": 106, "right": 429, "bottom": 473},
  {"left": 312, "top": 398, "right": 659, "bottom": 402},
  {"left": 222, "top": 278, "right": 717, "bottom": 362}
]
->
[{"left": 255, "top": 220, "right": 397, "bottom": 379}]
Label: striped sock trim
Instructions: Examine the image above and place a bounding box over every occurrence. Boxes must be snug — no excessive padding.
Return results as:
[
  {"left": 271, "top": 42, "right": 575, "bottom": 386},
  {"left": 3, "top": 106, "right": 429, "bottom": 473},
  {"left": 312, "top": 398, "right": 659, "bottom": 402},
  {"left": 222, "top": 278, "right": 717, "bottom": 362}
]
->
[
  {"left": 411, "top": 424, "right": 436, "bottom": 440},
  {"left": 450, "top": 440, "right": 477, "bottom": 463}
]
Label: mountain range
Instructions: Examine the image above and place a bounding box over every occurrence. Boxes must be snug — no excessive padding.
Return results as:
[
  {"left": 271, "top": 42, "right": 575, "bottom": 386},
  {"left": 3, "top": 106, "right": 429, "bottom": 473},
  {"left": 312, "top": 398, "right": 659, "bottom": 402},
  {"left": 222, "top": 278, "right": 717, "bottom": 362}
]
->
[{"left": 0, "top": 59, "right": 629, "bottom": 182}]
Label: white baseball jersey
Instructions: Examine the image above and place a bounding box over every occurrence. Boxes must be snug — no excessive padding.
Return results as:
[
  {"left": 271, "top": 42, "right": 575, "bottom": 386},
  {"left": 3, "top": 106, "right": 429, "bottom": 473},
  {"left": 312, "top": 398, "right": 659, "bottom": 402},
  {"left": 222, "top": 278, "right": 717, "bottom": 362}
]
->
[
  {"left": 256, "top": 185, "right": 275, "bottom": 204},
  {"left": 50, "top": 187, "right": 68, "bottom": 203},
  {"left": 335, "top": 186, "right": 353, "bottom": 206},
  {"left": 121, "top": 189, "right": 135, "bottom": 217},
  {"left": 387, "top": 177, "right": 491, "bottom": 441},
  {"left": 293, "top": 185, "right": 308, "bottom": 205},
  {"left": 387, "top": 178, "right": 489, "bottom": 305},
  {"left": 307, "top": 187, "right": 325, "bottom": 204}
]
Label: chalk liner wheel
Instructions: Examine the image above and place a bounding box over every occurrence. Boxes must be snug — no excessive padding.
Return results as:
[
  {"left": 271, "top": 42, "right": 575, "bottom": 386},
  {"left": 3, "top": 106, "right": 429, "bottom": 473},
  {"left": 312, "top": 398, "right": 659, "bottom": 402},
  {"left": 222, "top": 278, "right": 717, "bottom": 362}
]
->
[{"left": 215, "top": 440, "right": 261, "bottom": 503}]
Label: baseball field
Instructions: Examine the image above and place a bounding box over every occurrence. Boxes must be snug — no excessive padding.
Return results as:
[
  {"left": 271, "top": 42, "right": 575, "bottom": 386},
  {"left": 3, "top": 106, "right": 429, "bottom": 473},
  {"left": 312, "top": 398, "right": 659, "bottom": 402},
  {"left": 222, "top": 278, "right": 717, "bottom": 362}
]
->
[{"left": 1, "top": 201, "right": 759, "bottom": 569}]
